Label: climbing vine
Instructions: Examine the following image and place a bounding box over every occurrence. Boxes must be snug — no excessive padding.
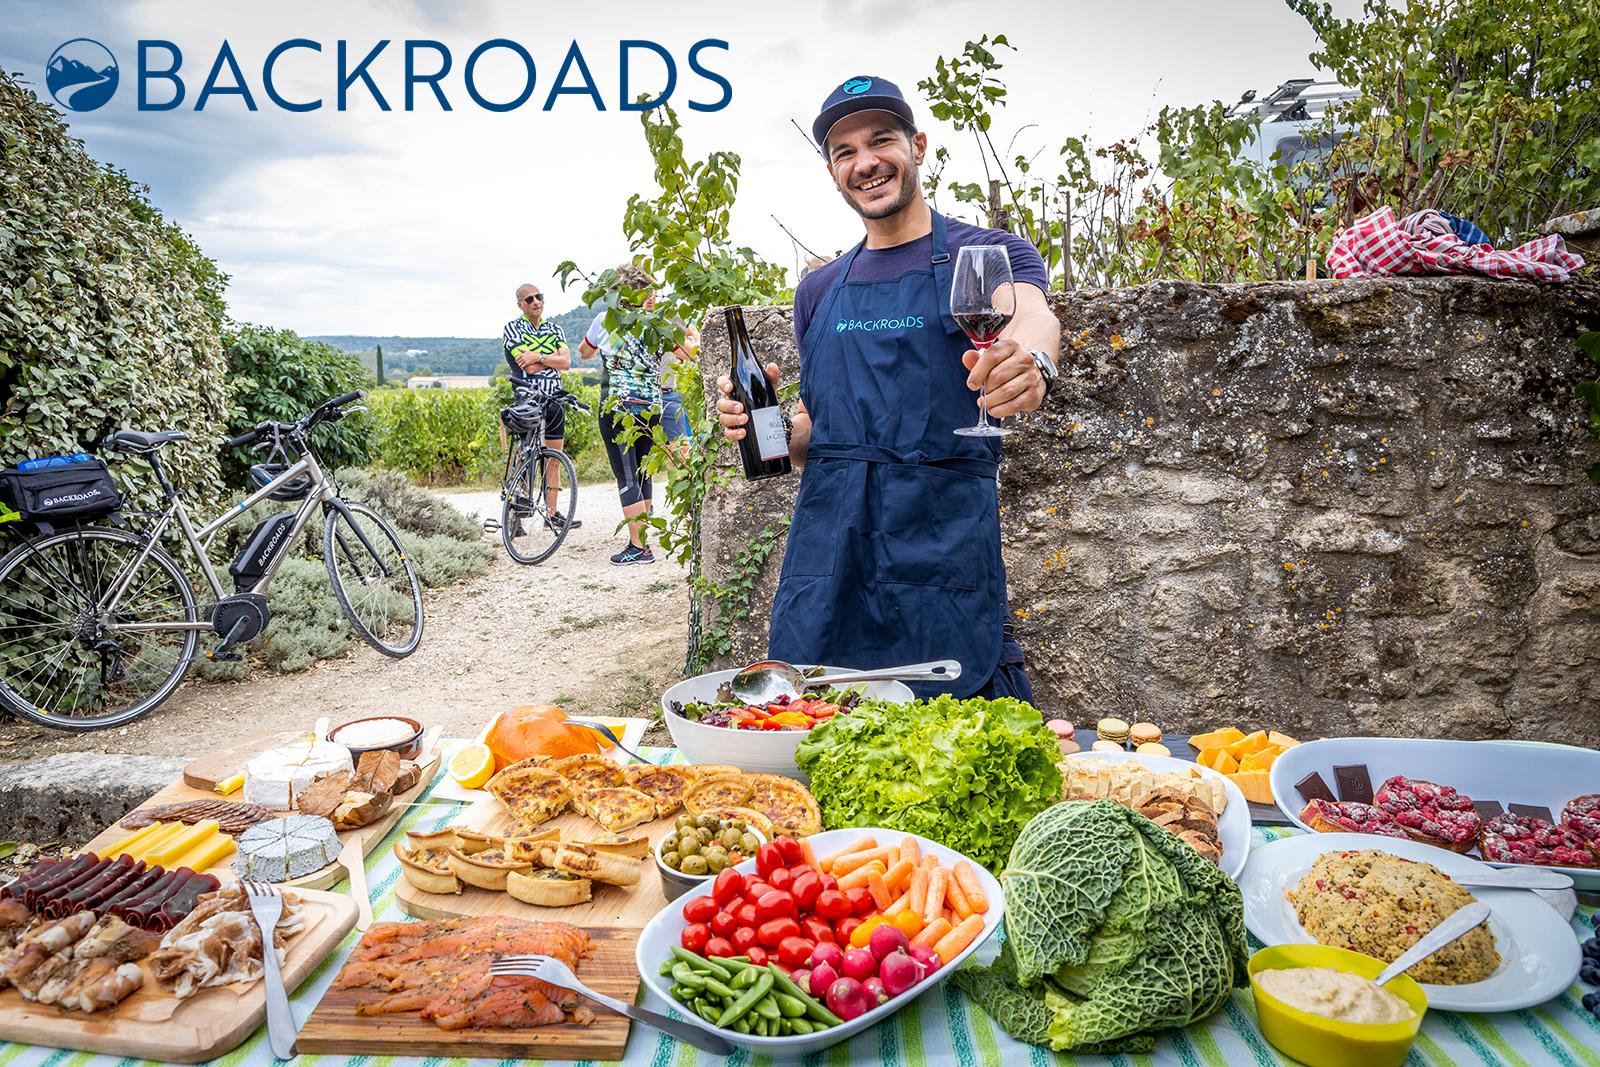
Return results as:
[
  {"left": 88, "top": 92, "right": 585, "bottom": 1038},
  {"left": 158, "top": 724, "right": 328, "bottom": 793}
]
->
[{"left": 1578, "top": 332, "right": 1600, "bottom": 486}]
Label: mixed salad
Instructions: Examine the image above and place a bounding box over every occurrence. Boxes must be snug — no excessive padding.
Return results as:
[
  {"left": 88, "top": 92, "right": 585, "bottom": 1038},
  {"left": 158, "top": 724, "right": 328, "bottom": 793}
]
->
[{"left": 670, "top": 688, "right": 865, "bottom": 732}]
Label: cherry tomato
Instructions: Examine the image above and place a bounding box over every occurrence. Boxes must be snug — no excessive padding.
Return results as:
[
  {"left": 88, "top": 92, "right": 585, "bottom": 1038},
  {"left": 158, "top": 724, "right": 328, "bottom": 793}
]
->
[
  {"left": 819, "top": 873, "right": 839, "bottom": 893},
  {"left": 746, "top": 945, "right": 770, "bottom": 966},
  {"left": 681, "top": 922, "right": 710, "bottom": 954},
  {"left": 731, "top": 925, "right": 758, "bottom": 952},
  {"left": 850, "top": 915, "right": 886, "bottom": 948},
  {"left": 705, "top": 936, "right": 735, "bottom": 958},
  {"left": 802, "top": 916, "right": 836, "bottom": 944},
  {"left": 710, "top": 910, "right": 738, "bottom": 939},
  {"left": 845, "top": 886, "right": 875, "bottom": 917},
  {"left": 814, "top": 889, "right": 851, "bottom": 921},
  {"left": 774, "top": 836, "right": 804, "bottom": 866},
  {"left": 758, "top": 917, "right": 801, "bottom": 947},
  {"left": 778, "top": 936, "right": 816, "bottom": 969},
  {"left": 890, "top": 909, "right": 925, "bottom": 938},
  {"left": 681, "top": 895, "right": 718, "bottom": 924},
  {"left": 791, "top": 871, "right": 822, "bottom": 912},
  {"left": 835, "top": 917, "right": 863, "bottom": 944},
  {"left": 755, "top": 843, "right": 785, "bottom": 878},
  {"left": 712, "top": 869, "right": 747, "bottom": 906},
  {"left": 736, "top": 902, "right": 759, "bottom": 927},
  {"left": 767, "top": 868, "right": 793, "bottom": 893},
  {"left": 744, "top": 881, "right": 774, "bottom": 903},
  {"left": 756, "top": 889, "right": 798, "bottom": 923}
]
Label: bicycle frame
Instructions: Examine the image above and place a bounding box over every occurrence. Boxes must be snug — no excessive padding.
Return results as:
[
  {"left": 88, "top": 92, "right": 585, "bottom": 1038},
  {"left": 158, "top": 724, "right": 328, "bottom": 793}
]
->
[{"left": 97, "top": 451, "right": 342, "bottom": 634}]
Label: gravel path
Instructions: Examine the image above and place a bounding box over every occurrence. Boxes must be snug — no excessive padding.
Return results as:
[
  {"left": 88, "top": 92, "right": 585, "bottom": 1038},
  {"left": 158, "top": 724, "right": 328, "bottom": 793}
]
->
[{"left": 0, "top": 485, "right": 690, "bottom": 760}]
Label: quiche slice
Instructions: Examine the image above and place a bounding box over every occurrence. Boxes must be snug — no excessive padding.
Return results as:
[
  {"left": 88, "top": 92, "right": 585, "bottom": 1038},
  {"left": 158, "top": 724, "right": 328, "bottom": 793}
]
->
[
  {"left": 575, "top": 786, "right": 658, "bottom": 834},
  {"left": 745, "top": 773, "right": 823, "bottom": 837},
  {"left": 624, "top": 764, "right": 697, "bottom": 817},
  {"left": 685, "top": 774, "right": 755, "bottom": 814},
  {"left": 551, "top": 754, "right": 627, "bottom": 793},
  {"left": 486, "top": 765, "right": 573, "bottom": 831},
  {"left": 393, "top": 843, "right": 460, "bottom": 895}
]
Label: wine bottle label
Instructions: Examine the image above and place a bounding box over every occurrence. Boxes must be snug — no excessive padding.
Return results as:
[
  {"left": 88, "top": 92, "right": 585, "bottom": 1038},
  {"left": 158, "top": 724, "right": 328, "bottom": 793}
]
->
[{"left": 749, "top": 406, "right": 789, "bottom": 461}]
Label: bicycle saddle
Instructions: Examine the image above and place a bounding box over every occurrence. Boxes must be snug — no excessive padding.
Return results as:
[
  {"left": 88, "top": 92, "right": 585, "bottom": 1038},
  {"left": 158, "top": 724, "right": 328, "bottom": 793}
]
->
[{"left": 107, "top": 429, "right": 190, "bottom": 452}]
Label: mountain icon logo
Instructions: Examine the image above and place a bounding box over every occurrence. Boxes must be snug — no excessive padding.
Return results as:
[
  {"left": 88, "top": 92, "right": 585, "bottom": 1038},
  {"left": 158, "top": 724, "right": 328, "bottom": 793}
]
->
[
  {"left": 46, "top": 39, "right": 118, "bottom": 112},
  {"left": 841, "top": 77, "right": 873, "bottom": 95}
]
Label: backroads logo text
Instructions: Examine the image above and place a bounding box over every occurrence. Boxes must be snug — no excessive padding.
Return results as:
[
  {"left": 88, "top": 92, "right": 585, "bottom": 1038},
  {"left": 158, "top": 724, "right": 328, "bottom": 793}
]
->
[
  {"left": 43, "top": 35, "right": 732, "bottom": 114},
  {"left": 835, "top": 316, "right": 927, "bottom": 333}
]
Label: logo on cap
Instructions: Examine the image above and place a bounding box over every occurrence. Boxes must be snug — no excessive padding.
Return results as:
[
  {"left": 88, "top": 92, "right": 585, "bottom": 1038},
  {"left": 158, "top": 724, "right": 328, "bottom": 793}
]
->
[{"left": 842, "top": 77, "right": 873, "bottom": 95}]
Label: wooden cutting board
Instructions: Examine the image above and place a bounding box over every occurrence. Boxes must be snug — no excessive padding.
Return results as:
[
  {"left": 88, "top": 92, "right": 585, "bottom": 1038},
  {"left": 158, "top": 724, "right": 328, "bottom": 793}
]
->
[
  {"left": 0, "top": 886, "right": 356, "bottom": 1063},
  {"left": 394, "top": 794, "right": 682, "bottom": 929},
  {"left": 297, "top": 925, "right": 639, "bottom": 1060},
  {"left": 181, "top": 730, "right": 309, "bottom": 791},
  {"left": 84, "top": 750, "right": 442, "bottom": 891}
]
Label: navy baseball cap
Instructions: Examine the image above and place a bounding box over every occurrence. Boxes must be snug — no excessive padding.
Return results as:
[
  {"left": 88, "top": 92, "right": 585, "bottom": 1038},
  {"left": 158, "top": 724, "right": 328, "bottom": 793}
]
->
[{"left": 812, "top": 75, "right": 916, "bottom": 148}]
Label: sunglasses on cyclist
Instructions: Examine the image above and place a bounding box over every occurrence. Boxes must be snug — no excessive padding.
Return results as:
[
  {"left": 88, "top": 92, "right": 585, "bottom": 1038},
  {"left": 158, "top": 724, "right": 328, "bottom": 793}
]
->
[{"left": 522, "top": 294, "right": 543, "bottom": 303}]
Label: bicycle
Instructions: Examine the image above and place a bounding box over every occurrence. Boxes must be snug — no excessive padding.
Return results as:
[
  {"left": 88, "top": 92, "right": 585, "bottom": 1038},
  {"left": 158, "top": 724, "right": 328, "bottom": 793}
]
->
[
  {"left": 495, "top": 387, "right": 588, "bottom": 565},
  {"left": 0, "top": 391, "right": 424, "bottom": 731}
]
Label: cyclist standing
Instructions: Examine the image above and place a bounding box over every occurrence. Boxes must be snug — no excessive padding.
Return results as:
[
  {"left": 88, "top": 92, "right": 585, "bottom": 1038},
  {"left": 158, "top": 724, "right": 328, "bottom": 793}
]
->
[{"left": 503, "top": 283, "right": 580, "bottom": 531}]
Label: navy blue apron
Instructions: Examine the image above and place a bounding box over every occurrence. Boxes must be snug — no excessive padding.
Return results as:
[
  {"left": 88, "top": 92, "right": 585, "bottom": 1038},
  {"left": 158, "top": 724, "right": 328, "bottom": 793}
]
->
[{"left": 767, "top": 212, "right": 1032, "bottom": 702}]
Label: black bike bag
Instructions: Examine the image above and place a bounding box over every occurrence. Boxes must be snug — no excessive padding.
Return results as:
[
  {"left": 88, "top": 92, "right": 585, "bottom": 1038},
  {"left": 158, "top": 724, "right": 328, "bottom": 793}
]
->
[{"left": 0, "top": 458, "right": 124, "bottom": 534}]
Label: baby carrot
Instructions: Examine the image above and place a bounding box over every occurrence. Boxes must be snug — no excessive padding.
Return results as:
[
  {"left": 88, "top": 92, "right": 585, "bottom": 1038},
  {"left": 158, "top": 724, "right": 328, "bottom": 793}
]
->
[
  {"left": 820, "top": 836, "right": 877, "bottom": 872},
  {"left": 837, "top": 860, "right": 886, "bottom": 891},
  {"left": 834, "top": 847, "right": 895, "bottom": 876},
  {"left": 884, "top": 890, "right": 911, "bottom": 915},
  {"left": 921, "top": 854, "right": 939, "bottom": 871},
  {"left": 952, "top": 861, "right": 988, "bottom": 913},
  {"left": 882, "top": 858, "right": 915, "bottom": 894},
  {"left": 867, "top": 870, "right": 892, "bottom": 909},
  {"left": 898, "top": 836, "right": 920, "bottom": 867},
  {"left": 945, "top": 871, "right": 974, "bottom": 919},
  {"left": 922, "top": 867, "right": 948, "bottom": 925},
  {"left": 911, "top": 916, "right": 951, "bottom": 950},
  {"left": 909, "top": 868, "right": 928, "bottom": 915},
  {"left": 798, "top": 838, "right": 820, "bottom": 870},
  {"left": 934, "top": 914, "right": 986, "bottom": 964}
]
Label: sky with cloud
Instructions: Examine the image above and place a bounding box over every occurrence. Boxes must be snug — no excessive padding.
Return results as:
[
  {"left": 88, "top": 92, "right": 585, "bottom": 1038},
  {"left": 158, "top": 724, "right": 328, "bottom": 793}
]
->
[{"left": 4, "top": 0, "right": 1359, "bottom": 335}]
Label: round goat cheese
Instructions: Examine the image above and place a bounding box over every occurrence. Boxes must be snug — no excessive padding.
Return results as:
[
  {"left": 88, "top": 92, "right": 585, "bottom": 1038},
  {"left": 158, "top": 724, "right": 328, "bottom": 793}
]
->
[
  {"left": 244, "top": 741, "right": 352, "bottom": 810},
  {"left": 232, "top": 815, "right": 341, "bottom": 882}
]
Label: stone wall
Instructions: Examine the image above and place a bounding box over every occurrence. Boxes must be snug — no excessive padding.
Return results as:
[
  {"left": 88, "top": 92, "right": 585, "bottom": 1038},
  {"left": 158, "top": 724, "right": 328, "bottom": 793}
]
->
[{"left": 694, "top": 275, "right": 1600, "bottom": 744}]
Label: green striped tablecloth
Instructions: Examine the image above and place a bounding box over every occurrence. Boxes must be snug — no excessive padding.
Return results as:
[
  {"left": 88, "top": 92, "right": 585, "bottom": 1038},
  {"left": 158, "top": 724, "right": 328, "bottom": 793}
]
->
[{"left": 2, "top": 745, "right": 1595, "bottom": 1066}]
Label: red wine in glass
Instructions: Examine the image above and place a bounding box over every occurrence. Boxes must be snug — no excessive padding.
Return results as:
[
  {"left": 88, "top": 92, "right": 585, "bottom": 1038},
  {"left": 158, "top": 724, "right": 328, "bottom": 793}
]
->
[
  {"left": 953, "top": 309, "right": 1013, "bottom": 347},
  {"left": 950, "top": 245, "right": 1017, "bottom": 438}
]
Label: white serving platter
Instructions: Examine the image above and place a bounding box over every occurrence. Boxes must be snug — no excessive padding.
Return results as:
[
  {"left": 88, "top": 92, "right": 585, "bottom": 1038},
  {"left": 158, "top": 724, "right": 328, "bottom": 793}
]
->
[
  {"left": 428, "top": 716, "right": 649, "bottom": 803},
  {"left": 1062, "top": 750, "right": 1251, "bottom": 879},
  {"left": 635, "top": 827, "right": 1004, "bottom": 1057},
  {"left": 1269, "top": 737, "right": 1600, "bottom": 890},
  {"left": 1239, "top": 832, "right": 1581, "bottom": 1012}
]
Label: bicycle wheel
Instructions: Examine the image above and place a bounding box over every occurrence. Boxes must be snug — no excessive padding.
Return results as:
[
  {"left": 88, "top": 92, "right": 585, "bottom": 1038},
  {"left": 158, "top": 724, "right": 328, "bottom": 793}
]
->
[
  {"left": 501, "top": 446, "right": 577, "bottom": 565},
  {"left": 323, "top": 501, "right": 424, "bottom": 657},
  {"left": 0, "top": 527, "right": 198, "bottom": 730}
]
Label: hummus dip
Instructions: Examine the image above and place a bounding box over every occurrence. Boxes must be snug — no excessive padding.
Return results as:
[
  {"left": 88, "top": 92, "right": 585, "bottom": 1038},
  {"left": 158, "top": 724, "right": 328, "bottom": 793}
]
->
[{"left": 1257, "top": 967, "right": 1414, "bottom": 1024}]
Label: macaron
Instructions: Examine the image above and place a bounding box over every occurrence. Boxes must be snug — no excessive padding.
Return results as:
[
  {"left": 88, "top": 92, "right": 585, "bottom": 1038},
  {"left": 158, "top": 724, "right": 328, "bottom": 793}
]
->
[
  {"left": 1096, "top": 717, "right": 1130, "bottom": 744},
  {"left": 1046, "top": 719, "right": 1076, "bottom": 740},
  {"left": 1135, "top": 741, "right": 1172, "bottom": 757},
  {"left": 1091, "top": 739, "right": 1125, "bottom": 754},
  {"left": 1129, "top": 722, "right": 1162, "bottom": 747}
]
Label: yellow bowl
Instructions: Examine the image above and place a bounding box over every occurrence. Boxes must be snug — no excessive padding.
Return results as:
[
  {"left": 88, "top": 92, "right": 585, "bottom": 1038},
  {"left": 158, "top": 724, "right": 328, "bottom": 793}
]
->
[{"left": 1248, "top": 944, "right": 1428, "bottom": 1067}]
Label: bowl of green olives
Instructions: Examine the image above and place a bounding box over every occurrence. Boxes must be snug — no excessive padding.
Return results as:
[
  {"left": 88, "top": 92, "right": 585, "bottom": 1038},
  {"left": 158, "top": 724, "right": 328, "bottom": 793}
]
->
[{"left": 655, "top": 812, "right": 765, "bottom": 900}]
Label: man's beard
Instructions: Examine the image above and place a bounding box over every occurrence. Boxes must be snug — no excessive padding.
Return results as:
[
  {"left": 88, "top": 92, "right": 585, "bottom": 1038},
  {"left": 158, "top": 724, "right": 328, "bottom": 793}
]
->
[{"left": 842, "top": 167, "right": 919, "bottom": 220}]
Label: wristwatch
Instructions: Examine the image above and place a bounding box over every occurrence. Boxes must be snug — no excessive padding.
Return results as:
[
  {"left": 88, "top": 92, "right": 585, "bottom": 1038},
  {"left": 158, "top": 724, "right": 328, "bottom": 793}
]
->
[{"left": 1028, "top": 349, "right": 1058, "bottom": 396}]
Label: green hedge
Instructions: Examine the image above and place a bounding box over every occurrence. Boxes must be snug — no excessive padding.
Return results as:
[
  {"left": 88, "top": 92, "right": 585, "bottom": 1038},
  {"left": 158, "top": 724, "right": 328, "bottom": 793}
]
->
[{"left": 0, "top": 72, "right": 230, "bottom": 518}]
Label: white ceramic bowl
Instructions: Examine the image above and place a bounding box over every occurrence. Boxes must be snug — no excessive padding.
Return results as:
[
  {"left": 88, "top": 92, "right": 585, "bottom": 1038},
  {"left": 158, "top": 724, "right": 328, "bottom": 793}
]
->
[
  {"left": 635, "top": 827, "right": 1004, "bottom": 1057},
  {"left": 661, "top": 666, "right": 913, "bottom": 780}
]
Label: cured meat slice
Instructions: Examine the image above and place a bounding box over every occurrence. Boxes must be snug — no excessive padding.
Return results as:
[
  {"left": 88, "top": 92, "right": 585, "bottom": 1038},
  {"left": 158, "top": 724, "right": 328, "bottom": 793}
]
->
[
  {"left": 121, "top": 799, "right": 276, "bottom": 835},
  {"left": 1373, "top": 774, "right": 1482, "bottom": 853},
  {"left": 1298, "top": 799, "right": 1410, "bottom": 838},
  {"left": 1480, "top": 811, "right": 1599, "bottom": 868}
]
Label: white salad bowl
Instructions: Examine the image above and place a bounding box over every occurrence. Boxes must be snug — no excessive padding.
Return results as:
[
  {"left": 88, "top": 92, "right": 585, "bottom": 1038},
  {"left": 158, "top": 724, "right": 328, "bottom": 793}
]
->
[
  {"left": 661, "top": 666, "right": 913, "bottom": 780},
  {"left": 635, "top": 827, "right": 1004, "bottom": 1057}
]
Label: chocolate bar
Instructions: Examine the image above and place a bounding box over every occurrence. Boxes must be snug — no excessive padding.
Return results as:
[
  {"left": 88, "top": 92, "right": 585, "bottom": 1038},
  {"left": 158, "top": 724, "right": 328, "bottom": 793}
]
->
[
  {"left": 1471, "top": 799, "right": 1504, "bottom": 820},
  {"left": 1333, "top": 764, "right": 1374, "bottom": 804},
  {"left": 1296, "top": 772, "right": 1336, "bottom": 805},
  {"left": 1508, "top": 802, "right": 1554, "bottom": 823}
]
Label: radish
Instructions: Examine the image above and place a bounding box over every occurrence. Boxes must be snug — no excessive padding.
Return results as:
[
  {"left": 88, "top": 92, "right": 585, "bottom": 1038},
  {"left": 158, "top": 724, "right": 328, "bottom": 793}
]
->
[
  {"left": 908, "top": 944, "right": 942, "bottom": 972},
  {"left": 809, "top": 941, "right": 845, "bottom": 971},
  {"left": 808, "top": 961, "right": 839, "bottom": 998},
  {"left": 863, "top": 975, "right": 889, "bottom": 1005},
  {"left": 826, "top": 976, "right": 874, "bottom": 1021},
  {"left": 868, "top": 923, "right": 911, "bottom": 960},
  {"left": 879, "top": 948, "right": 925, "bottom": 996},
  {"left": 841, "top": 946, "right": 877, "bottom": 982},
  {"left": 791, "top": 967, "right": 811, "bottom": 993}
]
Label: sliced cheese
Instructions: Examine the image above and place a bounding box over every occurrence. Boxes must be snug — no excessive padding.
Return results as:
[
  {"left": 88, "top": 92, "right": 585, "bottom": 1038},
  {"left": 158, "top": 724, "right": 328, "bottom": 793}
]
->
[
  {"left": 122, "top": 821, "right": 189, "bottom": 862},
  {"left": 214, "top": 771, "right": 245, "bottom": 795},
  {"left": 98, "top": 820, "right": 174, "bottom": 860},
  {"left": 244, "top": 741, "right": 352, "bottom": 809},
  {"left": 170, "top": 831, "right": 237, "bottom": 872},
  {"left": 145, "top": 819, "right": 222, "bottom": 868}
]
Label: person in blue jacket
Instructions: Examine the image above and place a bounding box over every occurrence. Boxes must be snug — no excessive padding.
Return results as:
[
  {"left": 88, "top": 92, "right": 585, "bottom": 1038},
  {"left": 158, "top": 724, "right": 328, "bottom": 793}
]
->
[{"left": 716, "top": 75, "right": 1061, "bottom": 702}]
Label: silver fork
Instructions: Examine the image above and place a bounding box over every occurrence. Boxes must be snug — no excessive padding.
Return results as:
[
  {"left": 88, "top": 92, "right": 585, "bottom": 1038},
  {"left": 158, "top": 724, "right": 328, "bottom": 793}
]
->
[
  {"left": 489, "top": 953, "right": 735, "bottom": 1055},
  {"left": 241, "top": 880, "right": 297, "bottom": 1060}
]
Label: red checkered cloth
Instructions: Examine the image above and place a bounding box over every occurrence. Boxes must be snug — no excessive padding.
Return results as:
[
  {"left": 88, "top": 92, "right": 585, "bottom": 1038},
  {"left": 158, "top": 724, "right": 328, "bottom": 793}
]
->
[{"left": 1327, "top": 206, "right": 1585, "bottom": 281}]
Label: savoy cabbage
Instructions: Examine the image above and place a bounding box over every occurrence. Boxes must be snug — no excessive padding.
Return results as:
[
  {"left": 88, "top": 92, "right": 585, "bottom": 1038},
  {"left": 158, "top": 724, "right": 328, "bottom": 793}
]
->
[{"left": 954, "top": 800, "right": 1248, "bottom": 1053}]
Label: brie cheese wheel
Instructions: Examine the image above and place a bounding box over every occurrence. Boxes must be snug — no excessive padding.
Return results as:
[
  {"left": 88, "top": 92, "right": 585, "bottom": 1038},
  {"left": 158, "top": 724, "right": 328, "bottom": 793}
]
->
[
  {"left": 244, "top": 741, "right": 353, "bottom": 810},
  {"left": 232, "top": 815, "right": 340, "bottom": 882}
]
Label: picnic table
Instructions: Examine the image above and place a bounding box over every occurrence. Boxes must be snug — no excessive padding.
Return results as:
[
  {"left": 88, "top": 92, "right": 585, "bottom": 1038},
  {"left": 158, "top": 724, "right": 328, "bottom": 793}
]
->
[{"left": 2, "top": 743, "right": 1595, "bottom": 1066}]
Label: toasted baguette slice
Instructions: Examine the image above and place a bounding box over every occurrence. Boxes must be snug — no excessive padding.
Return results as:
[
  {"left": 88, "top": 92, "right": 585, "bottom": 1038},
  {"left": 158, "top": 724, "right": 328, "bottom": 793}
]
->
[{"left": 506, "top": 867, "right": 592, "bottom": 906}]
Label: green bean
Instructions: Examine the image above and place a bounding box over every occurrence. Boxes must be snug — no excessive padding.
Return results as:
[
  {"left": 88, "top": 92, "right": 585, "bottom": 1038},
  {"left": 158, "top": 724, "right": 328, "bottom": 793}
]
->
[
  {"left": 768, "top": 963, "right": 844, "bottom": 1027},
  {"left": 775, "top": 993, "right": 807, "bottom": 1018},
  {"left": 714, "top": 971, "right": 774, "bottom": 1028}
]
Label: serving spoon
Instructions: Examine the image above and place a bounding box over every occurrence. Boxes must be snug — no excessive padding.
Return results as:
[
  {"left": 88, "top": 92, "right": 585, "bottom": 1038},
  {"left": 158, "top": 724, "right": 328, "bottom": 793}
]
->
[
  {"left": 729, "top": 658, "right": 962, "bottom": 704},
  {"left": 1373, "top": 901, "right": 1493, "bottom": 985}
]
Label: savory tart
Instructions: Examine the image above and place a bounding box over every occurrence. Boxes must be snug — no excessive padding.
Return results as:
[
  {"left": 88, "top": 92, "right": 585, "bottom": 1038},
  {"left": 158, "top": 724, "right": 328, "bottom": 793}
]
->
[
  {"left": 693, "top": 805, "right": 775, "bottom": 840},
  {"left": 540, "top": 843, "right": 641, "bottom": 887},
  {"left": 551, "top": 754, "right": 627, "bottom": 792},
  {"left": 574, "top": 786, "right": 658, "bottom": 834},
  {"left": 446, "top": 847, "right": 532, "bottom": 891},
  {"left": 406, "top": 826, "right": 461, "bottom": 852},
  {"left": 502, "top": 827, "right": 564, "bottom": 864},
  {"left": 571, "top": 834, "right": 650, "bottom": 860},
  {"left": 452, "top": 827, "right": 503, "bottom": 854},
  {"left": 506, "top": 867, "right": 592, "bottom": 907},
  {"left": 624, "top": 764, "right": 696, "bottom": 817},
  {"left": 745, "top": 773, "right": 823, "bottom": 837},
  {"left": 690, "top": 764, "right": 745, "bottom": 780},
  {"left": 685, "top": 774, "right": 755, "bottom": 814},
  {"left": 486, "top": 765, "right": 574, "bottom": 830},
  {"left": 394, "top": 843, "right": 461, "bottom": 894}
]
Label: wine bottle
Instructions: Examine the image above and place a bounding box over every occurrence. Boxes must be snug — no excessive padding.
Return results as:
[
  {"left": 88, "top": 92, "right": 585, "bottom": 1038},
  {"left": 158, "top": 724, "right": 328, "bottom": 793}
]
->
[{"left": 725, "top": 305, "right": 792, "bottom": 480}]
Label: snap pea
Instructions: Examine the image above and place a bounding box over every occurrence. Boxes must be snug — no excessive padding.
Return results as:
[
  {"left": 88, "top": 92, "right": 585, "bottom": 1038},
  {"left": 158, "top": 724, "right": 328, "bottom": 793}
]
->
[
  {"left": 697, "top": 1003, "right": 721, "bottom": 1024},
  {"left": 775, "top": 993, "right": 807, "bottom": 1018},
  {"left": 671, "top": 963, "right": 706, "bottom": 989},
  {"left": 659, "top": 959, "right": 676, "bottom": 977},
  {"left": 754, "top": 1016, "right": 769, "bottom": 1037},
  {"left": 703, "top": 976, "right": 736, "bottom": 999},
  {"left": 754, "top": 995, "right": 781, "bottom": 1021},
  {"left": 733, "top": 1015, "right": 752, "bottom": 1034},
  {"left": 670, "top": 946, "right": 733, "bottom": 981},
  {"left": 715, "top": 971, "right": 774, "bottom": 1028},
  {"left": 731, "top": 966, "right": 757, "bottom": 990},
  {"left": 670, "top": 983, "right": 696, "bottom": 1001},
  {"left": 789, "top": 1017, "right": 815, "bottom": 1035},
  {"left": 768, "top": 963, "right": 844, "bottom": 1027}
]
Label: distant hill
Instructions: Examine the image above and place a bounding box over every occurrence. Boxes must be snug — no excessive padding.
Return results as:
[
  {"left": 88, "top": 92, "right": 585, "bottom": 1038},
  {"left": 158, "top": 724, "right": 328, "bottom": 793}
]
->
[{"left": 313, "top": 307, "right": 603, "bottom": 381}]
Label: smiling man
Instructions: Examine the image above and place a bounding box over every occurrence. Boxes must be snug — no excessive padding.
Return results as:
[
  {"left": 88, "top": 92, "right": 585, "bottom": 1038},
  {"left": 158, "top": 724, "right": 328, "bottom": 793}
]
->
[{"left": 715, "top": 75, "right": 1062, "bottom": 702}]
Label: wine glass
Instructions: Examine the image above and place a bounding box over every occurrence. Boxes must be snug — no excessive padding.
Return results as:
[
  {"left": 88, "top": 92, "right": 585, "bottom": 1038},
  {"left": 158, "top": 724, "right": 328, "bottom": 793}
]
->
[{"left": 950, "top": 245, "right": 1016, "bottom": 438}]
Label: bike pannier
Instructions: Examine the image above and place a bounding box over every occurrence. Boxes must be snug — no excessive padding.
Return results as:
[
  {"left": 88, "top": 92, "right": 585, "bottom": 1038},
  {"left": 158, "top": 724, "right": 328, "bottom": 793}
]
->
[{"left": 0, "top": 458, "right": 124, "bottom": 532}]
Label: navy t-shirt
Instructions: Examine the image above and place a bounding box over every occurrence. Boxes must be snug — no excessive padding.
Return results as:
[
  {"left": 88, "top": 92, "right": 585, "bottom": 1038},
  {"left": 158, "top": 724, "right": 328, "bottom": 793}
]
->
[{"left": 792, "top": 215, "right": 1048, "bottom": 349}]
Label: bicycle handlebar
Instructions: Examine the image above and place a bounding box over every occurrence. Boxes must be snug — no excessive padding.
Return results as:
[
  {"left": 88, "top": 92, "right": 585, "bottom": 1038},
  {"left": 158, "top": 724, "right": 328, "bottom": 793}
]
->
[{"left": 225, "top": 391, "right": 366, "bottom": 450}]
